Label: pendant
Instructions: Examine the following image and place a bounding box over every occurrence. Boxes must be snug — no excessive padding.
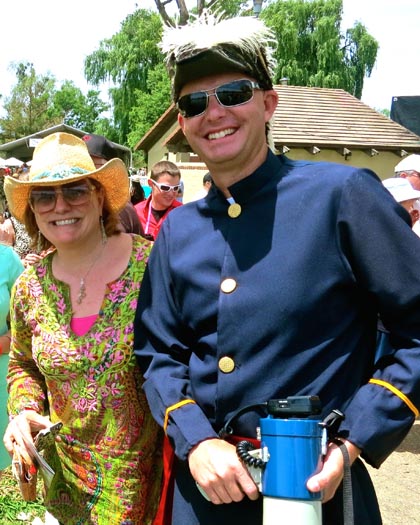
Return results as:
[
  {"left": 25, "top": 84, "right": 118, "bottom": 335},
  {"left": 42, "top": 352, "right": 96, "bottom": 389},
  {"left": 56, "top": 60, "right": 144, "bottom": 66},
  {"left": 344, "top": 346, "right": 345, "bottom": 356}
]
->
[
  {"left": 228, "top": 202, "right": 242, "bottom": 218},
  {"left": 77, "top": 278, "right": 87, "bottom": 305}
]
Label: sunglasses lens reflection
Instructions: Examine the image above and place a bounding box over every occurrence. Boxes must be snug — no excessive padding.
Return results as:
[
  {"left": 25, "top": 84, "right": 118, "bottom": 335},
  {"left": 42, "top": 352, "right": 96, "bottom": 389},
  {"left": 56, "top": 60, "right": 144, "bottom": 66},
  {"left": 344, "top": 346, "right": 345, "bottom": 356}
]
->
[
  {"left": 30, "top": 185, "right": 92, "bottom": 212},
  {"left": 178, "top": 79, "right": 258, "bottom": 118},
  {"left": 178, "top": 92, "right": 208, "bottom": 118}
]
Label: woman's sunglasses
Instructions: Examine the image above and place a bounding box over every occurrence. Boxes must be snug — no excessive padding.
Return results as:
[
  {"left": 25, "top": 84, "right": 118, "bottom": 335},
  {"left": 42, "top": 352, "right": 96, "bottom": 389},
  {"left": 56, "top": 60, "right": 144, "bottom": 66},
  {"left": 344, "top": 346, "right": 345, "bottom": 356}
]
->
[
  {"left": 177, "top": 79, "right": 262, "bottom": 119},
  {"left": 29, "top": 181, "right": 96, "bottom": 213}
]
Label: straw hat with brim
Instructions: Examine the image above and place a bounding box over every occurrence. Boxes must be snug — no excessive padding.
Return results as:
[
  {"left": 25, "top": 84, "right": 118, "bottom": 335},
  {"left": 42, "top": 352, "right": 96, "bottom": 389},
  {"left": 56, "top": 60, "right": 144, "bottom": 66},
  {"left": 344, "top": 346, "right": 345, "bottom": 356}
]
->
[{"left": 4, "top": 132, "right": 130, "bottom": 223}]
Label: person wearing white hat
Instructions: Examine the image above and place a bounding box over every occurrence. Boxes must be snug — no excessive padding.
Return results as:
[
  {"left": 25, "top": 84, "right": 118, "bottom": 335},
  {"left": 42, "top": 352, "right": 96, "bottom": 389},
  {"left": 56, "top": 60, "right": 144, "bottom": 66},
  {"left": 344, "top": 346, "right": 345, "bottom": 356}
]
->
[
  {"left": 394, "top": 154, "right": 420, "bottom": 191},
  {"left": 2, "top": 133, "right": 162, "bottom": 524},
  {"left": 382, "top": 177, "right": 420, "bottom": 229}
]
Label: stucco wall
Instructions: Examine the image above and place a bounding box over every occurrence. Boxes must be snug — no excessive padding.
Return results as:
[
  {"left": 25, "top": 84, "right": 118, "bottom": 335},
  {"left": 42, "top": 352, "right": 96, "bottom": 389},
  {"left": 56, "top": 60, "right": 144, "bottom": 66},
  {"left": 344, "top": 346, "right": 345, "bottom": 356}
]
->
[
  {"left": 145, "top": 120, "right": 180, "bottom": 170},
  {"left": 284, "top": 148, "right": 404, "bottom": 180}
]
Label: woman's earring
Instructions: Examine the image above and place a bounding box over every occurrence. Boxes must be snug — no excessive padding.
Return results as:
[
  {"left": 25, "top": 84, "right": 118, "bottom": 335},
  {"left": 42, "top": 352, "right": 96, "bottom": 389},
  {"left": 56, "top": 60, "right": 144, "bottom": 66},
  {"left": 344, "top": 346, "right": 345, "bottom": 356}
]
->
[
  {"left": 100, "top": 217, "right": 107, "bottom": 244},
  {"left": 37, "top": 231, "right": 42, "bottom": 252}
]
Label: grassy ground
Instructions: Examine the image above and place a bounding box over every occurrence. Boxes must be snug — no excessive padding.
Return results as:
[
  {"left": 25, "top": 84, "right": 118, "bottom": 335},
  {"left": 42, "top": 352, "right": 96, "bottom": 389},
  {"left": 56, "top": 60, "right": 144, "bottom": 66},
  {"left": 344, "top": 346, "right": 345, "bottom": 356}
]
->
[{"left": 0, "top": 466, "right": 46, "bottom": 524}]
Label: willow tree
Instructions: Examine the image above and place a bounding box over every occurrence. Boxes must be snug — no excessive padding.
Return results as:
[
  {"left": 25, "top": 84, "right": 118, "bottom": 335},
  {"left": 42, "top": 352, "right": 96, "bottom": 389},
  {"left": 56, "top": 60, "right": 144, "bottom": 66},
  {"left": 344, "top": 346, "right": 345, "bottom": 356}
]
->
[
  {"left": 84, "top": 9, "right": 165, "bottom": 144},
  {"left": 262, "top": 0, "right": 378, "bottom": 98},
  {"left": 153, "top": 0, "right": 377, "bottom": 98}
]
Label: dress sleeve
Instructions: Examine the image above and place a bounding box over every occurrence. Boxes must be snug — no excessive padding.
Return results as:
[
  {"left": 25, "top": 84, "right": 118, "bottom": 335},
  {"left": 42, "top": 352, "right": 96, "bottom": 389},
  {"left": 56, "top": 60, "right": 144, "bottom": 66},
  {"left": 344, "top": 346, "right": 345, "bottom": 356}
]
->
[
  {"left": 7, "top": 273, "right": 48, "bottom": 417},
  {"left": 335, "top": 169, "right": 420, "bottom": 467}
]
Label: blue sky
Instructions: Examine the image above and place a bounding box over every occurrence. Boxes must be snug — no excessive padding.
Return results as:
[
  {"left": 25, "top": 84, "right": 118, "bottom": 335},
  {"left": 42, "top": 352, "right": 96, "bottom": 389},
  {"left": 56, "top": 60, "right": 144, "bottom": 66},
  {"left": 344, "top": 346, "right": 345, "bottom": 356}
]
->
[{"left": 0, "top": 0, "right": 419, "bottom": 113}]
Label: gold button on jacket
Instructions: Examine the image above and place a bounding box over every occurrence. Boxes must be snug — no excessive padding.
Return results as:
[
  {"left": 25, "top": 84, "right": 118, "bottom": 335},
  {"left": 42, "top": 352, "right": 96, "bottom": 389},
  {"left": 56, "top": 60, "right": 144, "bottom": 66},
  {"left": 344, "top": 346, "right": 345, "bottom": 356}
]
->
[
  {"left": 221, "top": 278, "right": 237, "bottom": 294},
  {"left": 228, "top": 203, "right": 242, "bottom": 218},
  {"left": 218, "top": 356, "right": 235, "bottom": 373}
]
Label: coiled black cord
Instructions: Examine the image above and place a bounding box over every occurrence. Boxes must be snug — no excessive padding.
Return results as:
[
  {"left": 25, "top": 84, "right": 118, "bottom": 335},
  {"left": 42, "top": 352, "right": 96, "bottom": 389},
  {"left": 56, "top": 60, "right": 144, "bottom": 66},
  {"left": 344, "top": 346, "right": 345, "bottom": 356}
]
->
[{"left": 236, "top": 440, "right": 265, "bottom": 469}]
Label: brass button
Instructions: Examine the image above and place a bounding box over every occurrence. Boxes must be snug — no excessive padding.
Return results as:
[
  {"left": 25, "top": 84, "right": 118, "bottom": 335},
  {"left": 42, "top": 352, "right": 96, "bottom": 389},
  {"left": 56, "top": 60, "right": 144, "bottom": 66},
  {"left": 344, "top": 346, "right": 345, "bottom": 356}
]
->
[
  {"left": 219, "top": 356, "right": 235, "bottom": 373},
  {"left": 228, "top": 203, "right": 242, "bottom": 218},
  {"left": 221, "top": 278, "right": 237, "bottom": 294}
]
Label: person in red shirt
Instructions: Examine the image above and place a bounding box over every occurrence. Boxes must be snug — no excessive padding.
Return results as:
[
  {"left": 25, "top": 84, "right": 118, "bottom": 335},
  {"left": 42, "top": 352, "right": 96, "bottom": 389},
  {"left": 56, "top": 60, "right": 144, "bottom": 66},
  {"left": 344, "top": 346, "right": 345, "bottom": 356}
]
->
[{"left": 135, "top": 160, "right": 182, "bottom": 240}]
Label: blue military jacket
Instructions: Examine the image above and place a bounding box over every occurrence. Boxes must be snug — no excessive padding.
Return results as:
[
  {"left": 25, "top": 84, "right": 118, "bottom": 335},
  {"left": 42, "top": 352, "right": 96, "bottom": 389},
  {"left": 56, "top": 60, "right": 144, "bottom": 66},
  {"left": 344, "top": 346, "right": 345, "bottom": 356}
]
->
[{"left": 134, "top": 151, "right": 420, "bottom": 469}]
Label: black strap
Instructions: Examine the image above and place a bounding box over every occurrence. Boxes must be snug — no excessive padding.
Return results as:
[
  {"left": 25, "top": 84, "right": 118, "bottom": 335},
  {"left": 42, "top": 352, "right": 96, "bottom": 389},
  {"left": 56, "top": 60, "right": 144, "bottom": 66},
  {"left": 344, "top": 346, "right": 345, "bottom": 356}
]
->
[
  {"left": 218, "top": 402, "right": 267, "bottom": 439},
  {"left": 334, "top": 440, "right": 354, "bottom": 525}
]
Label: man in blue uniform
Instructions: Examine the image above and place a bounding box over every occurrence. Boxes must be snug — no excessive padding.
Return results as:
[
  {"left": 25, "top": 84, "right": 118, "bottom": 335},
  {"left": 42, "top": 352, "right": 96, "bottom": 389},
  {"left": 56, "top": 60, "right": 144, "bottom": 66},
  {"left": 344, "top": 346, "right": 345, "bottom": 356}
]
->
[{"left": 134, "top": 12, "right": 420, "bottom": 525}]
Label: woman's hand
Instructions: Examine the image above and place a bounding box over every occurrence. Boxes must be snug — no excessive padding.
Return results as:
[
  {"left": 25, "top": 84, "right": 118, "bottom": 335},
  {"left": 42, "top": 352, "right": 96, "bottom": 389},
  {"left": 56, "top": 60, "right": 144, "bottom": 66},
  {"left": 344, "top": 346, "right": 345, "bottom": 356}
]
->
[
  {"left": 0, "top": 333, "right": 11, "bottom": 354},
  {"left": 22, "top": 252, "right": 43, "bottom": 267},
  {"left": 3, "top": 410, "right": 52, "bottom": 458}
]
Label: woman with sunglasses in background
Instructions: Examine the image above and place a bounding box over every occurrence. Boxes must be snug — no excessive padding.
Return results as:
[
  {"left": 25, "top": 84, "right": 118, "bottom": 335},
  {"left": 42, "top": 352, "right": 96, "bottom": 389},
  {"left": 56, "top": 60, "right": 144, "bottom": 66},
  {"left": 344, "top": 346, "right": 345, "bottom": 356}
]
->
[
  {"left": 2, "top": 133, "right": 162, "bottom": 525},
  {"left": 134, "top": 160, "right": 182, "bottom": 241}
]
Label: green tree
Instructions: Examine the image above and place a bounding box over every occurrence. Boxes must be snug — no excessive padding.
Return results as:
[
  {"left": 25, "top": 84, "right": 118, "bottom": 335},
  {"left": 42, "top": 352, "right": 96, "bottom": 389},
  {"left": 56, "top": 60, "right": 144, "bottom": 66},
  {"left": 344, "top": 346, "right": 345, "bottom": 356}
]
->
[
  {"left": 262, "top": 0, "right": 378, "bottom": 99},
  {"left": 50, "top": 81, "right": 110, "bottom": 131},
  {"left": 127, "top": 63, "right": 172, "bottom": 164},
  {"left": 0, "top": 65, "right": 113, "bottom": 144},
  {"left": 84, "top": 9, "right": 164, "bottom": 144},
  {"left": 0, "top": 62, "right": 58, "bottom": 142}
]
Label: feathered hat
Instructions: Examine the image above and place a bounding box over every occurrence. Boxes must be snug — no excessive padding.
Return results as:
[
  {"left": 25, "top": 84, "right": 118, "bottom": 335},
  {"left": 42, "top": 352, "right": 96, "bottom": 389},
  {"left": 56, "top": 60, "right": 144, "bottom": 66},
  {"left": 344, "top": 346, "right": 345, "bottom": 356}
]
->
[{"left": 161, "top": 11, "right": 277, "bottom": 101}]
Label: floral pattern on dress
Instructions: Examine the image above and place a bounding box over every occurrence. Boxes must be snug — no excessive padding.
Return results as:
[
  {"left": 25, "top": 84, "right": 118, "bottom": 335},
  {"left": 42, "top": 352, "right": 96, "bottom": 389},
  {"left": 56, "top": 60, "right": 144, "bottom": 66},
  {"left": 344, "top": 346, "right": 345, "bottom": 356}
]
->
[{"left": 7, "top": 235, "right": 162, "bottom": 525}]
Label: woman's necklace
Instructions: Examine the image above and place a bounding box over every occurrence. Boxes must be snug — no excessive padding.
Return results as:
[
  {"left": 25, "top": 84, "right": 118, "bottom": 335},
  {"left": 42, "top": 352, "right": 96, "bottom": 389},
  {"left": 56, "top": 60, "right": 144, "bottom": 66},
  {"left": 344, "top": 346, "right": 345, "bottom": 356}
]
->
[{"left": 76, "top": 240, "right": 107, "bottom": 305}]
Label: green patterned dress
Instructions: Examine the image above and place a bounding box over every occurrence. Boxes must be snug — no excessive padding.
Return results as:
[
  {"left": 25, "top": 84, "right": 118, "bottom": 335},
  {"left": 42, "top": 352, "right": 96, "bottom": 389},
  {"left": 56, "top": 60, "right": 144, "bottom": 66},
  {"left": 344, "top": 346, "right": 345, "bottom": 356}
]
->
[{"left": 7, "top": 235, "right": 163, "bottom": 525}]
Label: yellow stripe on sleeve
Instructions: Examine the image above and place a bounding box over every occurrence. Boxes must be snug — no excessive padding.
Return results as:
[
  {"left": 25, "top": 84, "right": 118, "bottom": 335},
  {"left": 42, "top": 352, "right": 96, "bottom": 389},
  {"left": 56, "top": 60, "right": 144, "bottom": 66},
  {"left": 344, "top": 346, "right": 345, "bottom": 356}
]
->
[
  {"left": 369, "top": 379, "right": 419, "bottom": 417},
  {"left": 164, "top": 399, "right": 197, "bottom": 433}
]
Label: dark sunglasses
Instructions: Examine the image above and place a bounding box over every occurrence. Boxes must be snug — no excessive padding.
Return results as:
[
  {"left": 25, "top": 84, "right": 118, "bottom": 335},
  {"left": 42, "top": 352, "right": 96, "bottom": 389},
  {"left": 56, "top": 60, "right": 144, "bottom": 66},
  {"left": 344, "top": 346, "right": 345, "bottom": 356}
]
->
[
  {"left": 29, "top": 181, "right": 96, "bottom": 213},
  {"left": 177, "top": 79, "right": 262, "bottom": 119},
  {"left": 150, "top": 180, "right": 181, "bottom": 193}
]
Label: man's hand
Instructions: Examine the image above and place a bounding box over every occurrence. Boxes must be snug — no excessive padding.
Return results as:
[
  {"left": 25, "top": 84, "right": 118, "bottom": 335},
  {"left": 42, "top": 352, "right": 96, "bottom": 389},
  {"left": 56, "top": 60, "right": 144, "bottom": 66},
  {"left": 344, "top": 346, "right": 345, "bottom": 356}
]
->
[
  {"left": 306, "top": 439, "right": 361, "bottom": 502},
  {"left": 188, "top": 438, "right": 260, "bottom": 505}
]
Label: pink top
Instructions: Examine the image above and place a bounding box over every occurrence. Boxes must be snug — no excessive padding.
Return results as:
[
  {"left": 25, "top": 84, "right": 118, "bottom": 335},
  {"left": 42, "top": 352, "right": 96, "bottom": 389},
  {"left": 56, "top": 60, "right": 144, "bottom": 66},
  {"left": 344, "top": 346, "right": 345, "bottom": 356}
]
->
[{"left": 70, "top": 314, "right": 98, "bottom": 336}]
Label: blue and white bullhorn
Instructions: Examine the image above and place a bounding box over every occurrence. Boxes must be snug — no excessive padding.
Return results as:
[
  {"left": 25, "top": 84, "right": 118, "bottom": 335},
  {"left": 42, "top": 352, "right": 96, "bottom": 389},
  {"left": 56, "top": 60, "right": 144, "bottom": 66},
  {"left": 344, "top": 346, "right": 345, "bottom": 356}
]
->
[{"left": 237, "top": 396, "right": 344, "bottom": 525}]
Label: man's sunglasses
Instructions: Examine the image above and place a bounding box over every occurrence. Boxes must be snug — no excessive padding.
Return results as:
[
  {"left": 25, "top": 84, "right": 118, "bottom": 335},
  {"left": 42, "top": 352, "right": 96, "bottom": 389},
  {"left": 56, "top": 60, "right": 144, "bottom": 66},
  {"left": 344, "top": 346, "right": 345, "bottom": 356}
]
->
[
  {"left": 29, "top": 181, "right": 96, "bottom": 213},
  {"left": 177, "top": 79, "right": 262, "bottom": 119},
  {"left": 150, "top": 180, "right": 181, "bottom": 193}
]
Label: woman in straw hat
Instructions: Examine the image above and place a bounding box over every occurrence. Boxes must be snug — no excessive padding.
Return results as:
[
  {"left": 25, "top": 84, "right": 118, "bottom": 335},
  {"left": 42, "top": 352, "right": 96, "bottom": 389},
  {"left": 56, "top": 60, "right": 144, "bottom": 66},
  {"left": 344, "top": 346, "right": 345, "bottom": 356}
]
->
[{"left": 2, "top": 133, "right": 162, "bottom": 524}]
